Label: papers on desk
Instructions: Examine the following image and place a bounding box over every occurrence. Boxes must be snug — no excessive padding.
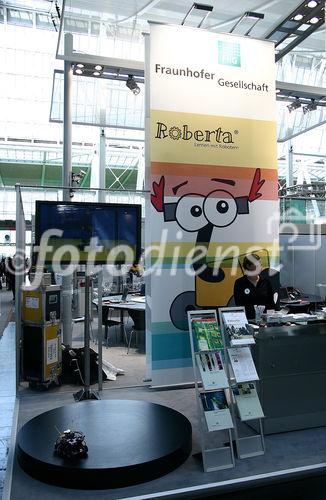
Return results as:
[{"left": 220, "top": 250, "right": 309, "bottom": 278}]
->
[
  {"left": 291, "top": 313, "right": 312, "bottom": 320},
  {"left": 103, "top": 300, "right": 132, "bottom": 305},
  {"left": 130, "top": 296, "right": 146, "bottom": 303}
]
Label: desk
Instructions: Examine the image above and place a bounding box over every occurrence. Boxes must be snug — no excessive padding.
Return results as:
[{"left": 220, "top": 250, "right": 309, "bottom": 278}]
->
[
  {"left": 93, "top": 295, "right": 146, "bottom": 352},
  {"left": 252, "top": 322, "right": 326, "bottom": 434}
]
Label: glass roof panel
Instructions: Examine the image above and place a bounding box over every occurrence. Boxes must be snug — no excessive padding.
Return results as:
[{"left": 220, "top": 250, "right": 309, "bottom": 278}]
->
[{"left": 50, "top": 71, "right": 144, "bottom": 129}]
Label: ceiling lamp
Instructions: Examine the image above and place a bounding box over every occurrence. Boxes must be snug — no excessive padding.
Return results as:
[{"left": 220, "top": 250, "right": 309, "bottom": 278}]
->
[
  {"left": 181, "top": 3, "right": 213, "bottom": 28},
  {"left": 287, "top": 98, "right": 301, "bottom": 112},
  {"left": 302, "top": 99, "right": 318, "bottom": 114},
  {"left": 230, "top": 11, "right": 264, "bottom": 36},
  {"left": 126, "top": 75, "right": 140, "bottom": 95}
]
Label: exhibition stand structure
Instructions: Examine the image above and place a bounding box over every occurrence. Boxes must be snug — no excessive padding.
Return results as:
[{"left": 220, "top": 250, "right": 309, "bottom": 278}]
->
[{"left": 12, "top": 15, "right": 326, "bottom": 494}]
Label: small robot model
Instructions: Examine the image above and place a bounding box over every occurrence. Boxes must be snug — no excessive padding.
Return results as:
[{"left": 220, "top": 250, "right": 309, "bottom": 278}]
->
[{"left": 54, "top": 429, "right": 88, "bottom": 459}]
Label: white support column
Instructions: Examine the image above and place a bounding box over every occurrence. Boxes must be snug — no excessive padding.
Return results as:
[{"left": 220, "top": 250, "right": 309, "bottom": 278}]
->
[
  {"left": 62, "top": 32, "right": 73, "bottom": 345},
  {"left": 136, "top": 152, "right": 145, "bottom": 191},
  {"left": 286, "top": 142, "right": 294, "bottom": 187}
]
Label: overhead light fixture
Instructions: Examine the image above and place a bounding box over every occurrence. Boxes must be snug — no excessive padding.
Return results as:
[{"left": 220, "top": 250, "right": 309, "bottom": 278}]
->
[
  {"left": 75, "top": 68, "right": 83, "bottom": 75},
  {"left": 126, "top": 75, "right": 140, "bottom": 95},
  {"left": 93, "top": 71, "right": 100, "bottom": 76},
  {"left": 230, "top": 11, "right": 264, "bottom": 36},
  {"left": 265, "top": 0, "right": 325, "bottom": 62},
  {"left": 94, "top": 65, "right": 103, "bottom": 71},
  {"left": 287, "top": 98, "right": 301, "bottom": 112},
  {"left": 76, "top": 63, "right": 84, "bottom": 69},
  {"left": 303, "top": 99, "right": 318, "bottom": 114},
  {"left": 181, "top": 3, "right": 213, "bottom": 28}
]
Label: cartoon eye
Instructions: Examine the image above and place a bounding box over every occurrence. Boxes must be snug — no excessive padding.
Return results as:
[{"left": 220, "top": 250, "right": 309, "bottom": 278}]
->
[
  {"left": 203, "top": 190, "right": 237, "bottom": 227},
  {"left": 175, "top": 194, "right": 207, "bottom": 232}
]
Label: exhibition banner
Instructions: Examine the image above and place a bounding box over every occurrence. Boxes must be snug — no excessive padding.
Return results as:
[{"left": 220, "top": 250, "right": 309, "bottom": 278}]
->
[{"left": 148, "top": 24, "right": 278, "bottom": 386}]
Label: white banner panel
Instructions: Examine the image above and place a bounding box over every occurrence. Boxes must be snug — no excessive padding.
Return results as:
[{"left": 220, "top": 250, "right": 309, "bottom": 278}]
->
[
  {"left": 150, "top": 25, "right": 276, "bottom": 121},
  {"left": 148, "top": 24, "right": 278, "bottom": 387}
]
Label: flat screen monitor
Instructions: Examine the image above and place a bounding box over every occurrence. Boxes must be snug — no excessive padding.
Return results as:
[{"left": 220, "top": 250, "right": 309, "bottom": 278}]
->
[{"left": 35, "top": 201, "right": 141, "bottom": 265}]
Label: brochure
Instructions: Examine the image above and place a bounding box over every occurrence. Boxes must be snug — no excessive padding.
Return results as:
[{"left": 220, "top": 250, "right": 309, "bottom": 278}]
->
[
  {"left": 200, "top": 390, "right": 234, "bottom": 432},
  {"left": 191, "top": 316, "right": 223, "bottom": 351},
  {"left": 232, "top": 382, "right": 264, "bottom": 421},
  {"left": 227, "top": 347, "right": 259, "bottom": 383},
  {"left": 222, "top": 311, "right": 255, "bottom": 346},
  {"left": 196, "top": 352, "right": 228, "bottom": 390}
]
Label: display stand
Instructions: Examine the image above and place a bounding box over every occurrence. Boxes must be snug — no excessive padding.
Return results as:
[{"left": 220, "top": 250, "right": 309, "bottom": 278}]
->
[
  {"left": 74, "top": 274, "right": 100, "bottom": 401},
  {"left": 218, "top": 307, "right": 265, "bottom": 459},
  {"left": 187, "top": 309, "right": 235, "bottom": 472}
]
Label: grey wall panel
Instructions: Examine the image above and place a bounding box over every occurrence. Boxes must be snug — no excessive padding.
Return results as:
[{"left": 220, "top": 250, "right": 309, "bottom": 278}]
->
[{"left": 280, "top": 233, "right": 326, "bottom": 295}]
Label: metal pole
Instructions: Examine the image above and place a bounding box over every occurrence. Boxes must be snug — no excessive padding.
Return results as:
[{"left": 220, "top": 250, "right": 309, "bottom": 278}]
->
[
  {"left": 144, "top": 33, "right": 151, "bottom": 382},
  {"left": 15, "top": 184, "right": 23, "bottom": 390},
  {"left": 99, "top": 128, "right": 106, "bottom": 203},
  {"left": 97, "top": 269, "right": 103, "bottom": 391},
  {"left": 98, "top": 128, "right": 105, "bottom": 390},
  {"left": 62, "top": 32, "right": 73, "bottom": 345},
  {"left": 84, "top": 274, "right": 91, "bottom": 392},
  {"left": 73, "top": 272, "right": 99, "bottom": 401},
  {"left": 63, "top": 33, "right": 73, "bottom": 197}
]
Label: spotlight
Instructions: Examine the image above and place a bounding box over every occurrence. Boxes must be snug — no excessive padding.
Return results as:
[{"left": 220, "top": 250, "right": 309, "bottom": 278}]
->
[
  {"left": 307, "top": 1, "right": 318, "bottom": 7},
  {"left": 310, "top": 17, "right": 320, "bottom": 24},
  {"left": 293, "top": 14, "right": 303, "bottom": 21},
  {"left": 76, "top": 63, "right": 84, "bottom": 68},
  {"left": 181, "top": 3, "right": 213, "bottom": 28},
  {"left": 287, "top": 98, "right": 301, "bottom": 112},
  {"left": 94, "top": 65, "right": 103, "bottom": 71},
  {"left": 75, "top": 68, "right": 83, "bottom": 75},
  {"left": 230, "top": 11, "right": 264, "bottom": 35},
  {"left": 303, "top": 99, "right": 317, "bottom": 114},
  {"left": 126, "top": 75, "right": 140, "bottom": 95},
  {"left": 93, "top": 71, "right": 100, "bottom": 76}
]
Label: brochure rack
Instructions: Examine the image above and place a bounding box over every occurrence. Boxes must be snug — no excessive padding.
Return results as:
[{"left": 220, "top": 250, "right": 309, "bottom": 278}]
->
[
  {"left": 187, "top": 309, "right": 235, "bottom": 472},
  {"left": 218, "top": 306, "right": 265, "bottom": 459}
]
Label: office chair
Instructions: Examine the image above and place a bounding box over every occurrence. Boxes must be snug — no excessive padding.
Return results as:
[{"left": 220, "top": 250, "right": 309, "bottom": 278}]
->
[
  {"left": 126, "top": 309, "right": 145, "bottom": 354},
  {"left": 102, "top": 307, "right": 127, "bottom": 348}
]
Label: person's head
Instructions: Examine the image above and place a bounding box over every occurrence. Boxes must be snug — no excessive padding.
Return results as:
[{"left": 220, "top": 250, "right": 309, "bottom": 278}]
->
[{"left": 243, "top": 253, "right": 262, "bottom": 277}]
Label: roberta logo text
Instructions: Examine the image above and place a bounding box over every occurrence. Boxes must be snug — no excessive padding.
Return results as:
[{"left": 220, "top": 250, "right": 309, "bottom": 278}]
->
[{"left": 155, "top": 122, "right": 235, "bottom": 144}]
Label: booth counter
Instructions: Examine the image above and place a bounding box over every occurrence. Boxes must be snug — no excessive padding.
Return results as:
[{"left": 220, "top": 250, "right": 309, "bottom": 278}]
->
[{"left": 253, "top": 322, "right": 326, "bottom": 434}]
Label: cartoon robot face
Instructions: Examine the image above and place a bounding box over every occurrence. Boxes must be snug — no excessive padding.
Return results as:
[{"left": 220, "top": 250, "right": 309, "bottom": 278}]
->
[
  {"left": 151, "top": 169, "right": 264, "bottom": 234},
  {"left": 173, "top": 188, "right": 248, "bottom": 232},
  {"left": 151, "top": 168, "right": 275, "bottom": 329}
]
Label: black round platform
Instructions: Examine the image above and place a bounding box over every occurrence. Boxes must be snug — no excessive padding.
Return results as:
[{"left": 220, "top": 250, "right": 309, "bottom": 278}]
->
[{"left": 17, "top": 399, "right": 192, "bottom": 489}]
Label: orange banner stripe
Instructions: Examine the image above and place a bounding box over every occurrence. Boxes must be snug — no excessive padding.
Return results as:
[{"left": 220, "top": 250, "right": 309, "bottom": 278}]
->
[{"left": 151, "top": 162, "right": 278, "bottom": 180}]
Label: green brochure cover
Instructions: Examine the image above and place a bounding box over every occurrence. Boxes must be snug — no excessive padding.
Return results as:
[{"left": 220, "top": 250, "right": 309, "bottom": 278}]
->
[{"left": 191, "top": 318, "right": 223, "bottom": 351}]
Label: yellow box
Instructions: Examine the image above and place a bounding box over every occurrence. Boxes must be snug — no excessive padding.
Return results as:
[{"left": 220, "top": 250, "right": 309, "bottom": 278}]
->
[
  {"left": 22, "top": 285, "right": 61, "bottom": 324},
  {"left": 23, "top": 322, "right": 62, "bottom": 384}
]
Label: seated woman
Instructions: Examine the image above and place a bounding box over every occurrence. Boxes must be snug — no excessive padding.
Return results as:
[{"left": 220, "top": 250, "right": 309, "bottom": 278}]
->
[{"left": 233, "top": 253, "right": 275, "bottom": 320}]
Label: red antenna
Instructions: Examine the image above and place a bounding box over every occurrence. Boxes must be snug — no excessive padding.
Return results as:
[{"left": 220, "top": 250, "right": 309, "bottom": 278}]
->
[
  {"left": 151, "top": 176, "right": 165, "bottom": 212},
  {"left": 248, "top": 168, "right": 265, "bottom": 202}
]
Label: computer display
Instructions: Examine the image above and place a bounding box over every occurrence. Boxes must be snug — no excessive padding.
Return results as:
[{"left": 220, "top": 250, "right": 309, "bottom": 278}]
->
[{"left": 35, "top": 201, "right": 141, "bottom": 265}]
